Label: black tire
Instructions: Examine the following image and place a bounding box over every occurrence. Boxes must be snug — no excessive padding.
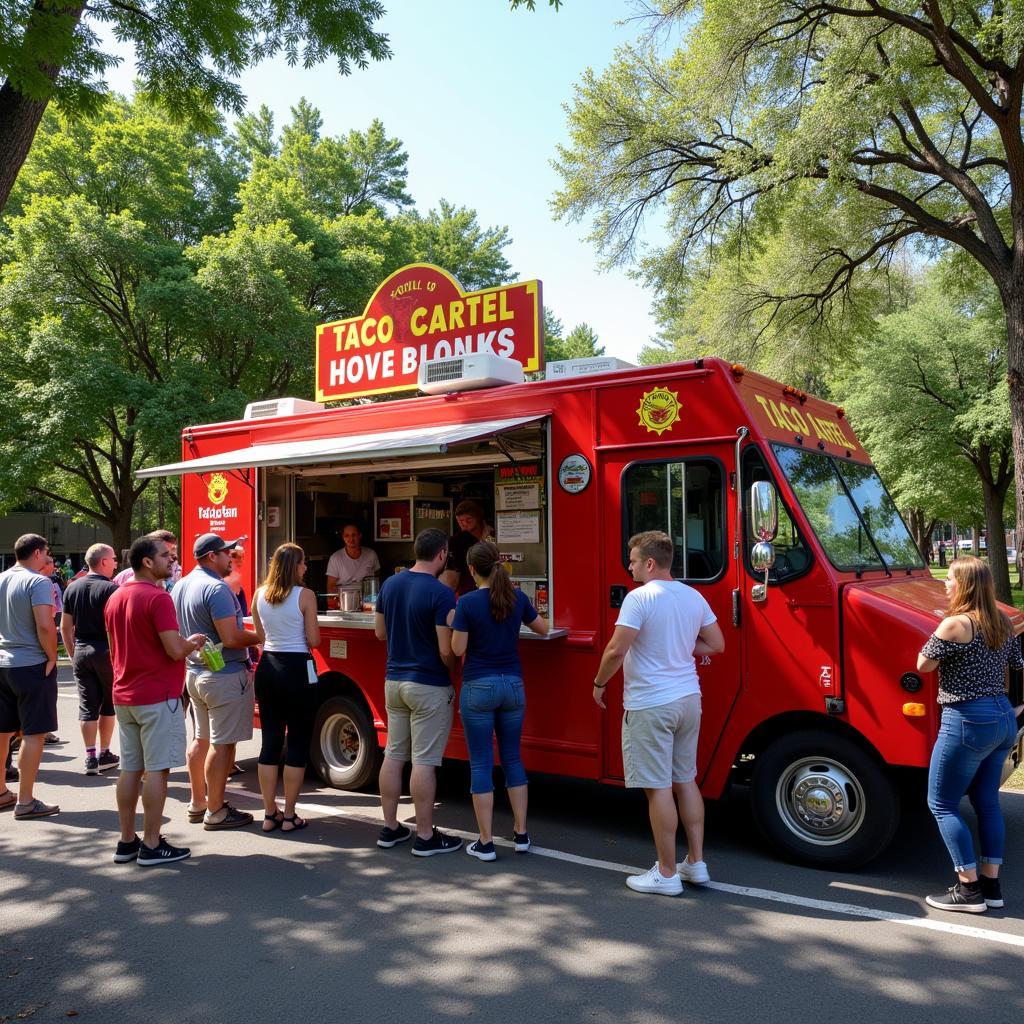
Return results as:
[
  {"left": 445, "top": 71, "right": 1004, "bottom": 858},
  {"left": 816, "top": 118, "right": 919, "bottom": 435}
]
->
[
  {"left": 750, "top": 729, "right": 900, "bottom": 869},
  {"left": 310, "top": 695, "right": 382, "bottom": 791}
]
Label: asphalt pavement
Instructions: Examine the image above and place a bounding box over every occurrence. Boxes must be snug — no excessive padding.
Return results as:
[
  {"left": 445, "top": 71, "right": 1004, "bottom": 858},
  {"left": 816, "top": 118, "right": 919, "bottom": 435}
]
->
[{"left": 2, "top": 671, "right": 1023, "bottom": 1023}]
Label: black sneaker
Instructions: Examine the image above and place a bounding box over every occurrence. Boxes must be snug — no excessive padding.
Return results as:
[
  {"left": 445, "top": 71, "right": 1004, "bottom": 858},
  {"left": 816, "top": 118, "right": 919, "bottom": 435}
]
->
[
  {"left": 926, "top": 881, "right": 986, "bottom": 913},
  {"left": 137, "top": 837, "right": 191, "bottom": 867},
  {"left": 377, "top": 823, "right": 412, "bottom": 848},
  {"left": 5, "top": 765, "right": 17, "bottom": 783},
  {"left": 411, "top": 828, "right": 463, "bottom": 857},
  {"left": 114, "top": 835, "right": 142, "bottom": 863},
  {"left": 513, "top": 831, "right": 531, "bottom": 853},
  {"left": 466, "top": 839, "right": 497, "bottom": 861},
  {"left": 97, "top": 751, "right": 120, "bottom": 772},
  {"left": 84, "top": 755, "right": 99, "bottom": 776},
  {"left": 980, "top": 876, "right": 1004, "bottom": 909}
]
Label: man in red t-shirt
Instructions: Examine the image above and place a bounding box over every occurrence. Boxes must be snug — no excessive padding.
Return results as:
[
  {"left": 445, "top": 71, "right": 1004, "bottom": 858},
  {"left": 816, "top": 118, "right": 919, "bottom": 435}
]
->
[{"left": 104, "top": 535, "right": 205, "bottom": 866}]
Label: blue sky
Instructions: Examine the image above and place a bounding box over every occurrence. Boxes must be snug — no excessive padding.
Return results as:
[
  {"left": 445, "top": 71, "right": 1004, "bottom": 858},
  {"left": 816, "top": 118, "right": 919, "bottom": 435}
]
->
[{"left": 99, "top": 1, "right": 659, "bottom": 363}]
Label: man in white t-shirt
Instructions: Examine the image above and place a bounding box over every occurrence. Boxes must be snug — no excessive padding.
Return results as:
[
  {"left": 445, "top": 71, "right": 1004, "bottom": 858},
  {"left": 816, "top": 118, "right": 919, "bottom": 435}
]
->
[
  {"left": 326, "top": 523, "right": 380, "bottom": 595},
  {"left": 593, "top": 530, "right": 725, "bottom": 897}
]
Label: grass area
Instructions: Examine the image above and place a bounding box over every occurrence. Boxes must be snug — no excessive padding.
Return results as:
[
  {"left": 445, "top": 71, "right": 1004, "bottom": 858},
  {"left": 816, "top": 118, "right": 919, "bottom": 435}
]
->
[
  {"left": 928, "top": 562, "right": 1024, "bottom": 615},
  {"left": 1006, "top": 764, "right": 1024, "bottom": 790}
]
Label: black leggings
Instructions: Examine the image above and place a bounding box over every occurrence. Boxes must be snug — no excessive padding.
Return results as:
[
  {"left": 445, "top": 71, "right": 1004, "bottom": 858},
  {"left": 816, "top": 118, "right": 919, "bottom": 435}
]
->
[{"left": 255, "top": 652, "right": 315, "bottom": 768}]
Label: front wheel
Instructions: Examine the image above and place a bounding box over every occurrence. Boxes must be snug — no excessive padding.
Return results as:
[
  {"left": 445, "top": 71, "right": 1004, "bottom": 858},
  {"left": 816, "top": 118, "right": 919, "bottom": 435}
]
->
[
  {"left": 750, "top": 730, "right": 899, "bottom": 869},
  {"left": 310, "top": 695, "right": 382, "bottom": 791}
]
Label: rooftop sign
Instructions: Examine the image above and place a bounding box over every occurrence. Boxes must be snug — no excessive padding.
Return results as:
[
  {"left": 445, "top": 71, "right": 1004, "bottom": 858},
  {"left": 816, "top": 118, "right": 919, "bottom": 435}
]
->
[{"left": 315, "top": 264, "right": 543, "bottom": 402}]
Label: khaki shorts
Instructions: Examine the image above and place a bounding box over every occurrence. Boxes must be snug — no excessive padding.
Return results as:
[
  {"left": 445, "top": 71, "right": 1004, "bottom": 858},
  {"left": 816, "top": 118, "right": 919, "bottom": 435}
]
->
[
  {"left": 384, "top": 679, "right": 455, "bottom": 767},
  {"left": 116, "top": 700, "right": 187, "bottom": 772},
  {"left": 622, "top": 692, "right": 702, "bottom": 789},
  {"left": 186, "top": 665, "right": 255, "bottom": 745}
]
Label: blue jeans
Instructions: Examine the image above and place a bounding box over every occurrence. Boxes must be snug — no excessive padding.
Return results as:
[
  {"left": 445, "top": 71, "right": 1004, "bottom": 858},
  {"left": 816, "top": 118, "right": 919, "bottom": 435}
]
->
[
  {"left": 459, "top": 674, "right": 527, "bottom": 794},
  {"left": 927, "top": 695, "right": 1018, "bottom": 871}
]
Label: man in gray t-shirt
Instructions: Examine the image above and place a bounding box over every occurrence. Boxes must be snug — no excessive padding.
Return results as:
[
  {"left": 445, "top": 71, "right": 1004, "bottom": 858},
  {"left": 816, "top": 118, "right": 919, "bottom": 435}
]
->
[
  {"left": 0, "top": 533, "right": 60, "bottom": 818},
  {"left": 171, "top": 533, "right": 259, "bottom": 830}
]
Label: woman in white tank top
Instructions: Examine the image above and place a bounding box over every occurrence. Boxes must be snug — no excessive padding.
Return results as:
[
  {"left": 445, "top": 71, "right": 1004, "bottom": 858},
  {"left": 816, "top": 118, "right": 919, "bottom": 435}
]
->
[{"left": 251, "top": 544, "right": 320, "bottom": 833}]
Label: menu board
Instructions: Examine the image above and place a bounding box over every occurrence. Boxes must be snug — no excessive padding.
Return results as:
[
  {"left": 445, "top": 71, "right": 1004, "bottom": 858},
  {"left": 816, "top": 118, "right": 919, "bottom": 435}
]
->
[
  {"left": 497, "top": 509, "right": 541, "bottom": 544},
  {"left": 496, "top": 482, "right": 540, "bottom": 511}
]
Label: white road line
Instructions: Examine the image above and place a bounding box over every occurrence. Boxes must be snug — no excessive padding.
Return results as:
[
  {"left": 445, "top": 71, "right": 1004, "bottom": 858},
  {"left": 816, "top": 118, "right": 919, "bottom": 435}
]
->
[{"left": 232, "top": 790, "right": 1024, "bottom": 950}]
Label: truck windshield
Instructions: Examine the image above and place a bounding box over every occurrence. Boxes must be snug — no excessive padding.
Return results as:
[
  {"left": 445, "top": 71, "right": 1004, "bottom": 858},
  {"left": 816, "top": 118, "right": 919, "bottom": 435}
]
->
[{"left": 771, "top": 445, "right": 925, "bottom": 571}]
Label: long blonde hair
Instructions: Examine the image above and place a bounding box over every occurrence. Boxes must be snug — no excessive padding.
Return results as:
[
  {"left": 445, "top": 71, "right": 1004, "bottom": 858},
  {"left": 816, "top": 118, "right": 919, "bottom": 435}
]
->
[
  {"left": 947, "top": 556, "right": 1012, "bottom": 649},
  {"left": 261, "top": 543, "right": 305, "bottom": 605}
]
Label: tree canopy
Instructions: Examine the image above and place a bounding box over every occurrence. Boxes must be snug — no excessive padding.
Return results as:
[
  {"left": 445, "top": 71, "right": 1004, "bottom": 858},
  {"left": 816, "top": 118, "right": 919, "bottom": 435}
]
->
[{"left": 554, "top": 0, "right": 1024, "bottom": 559}]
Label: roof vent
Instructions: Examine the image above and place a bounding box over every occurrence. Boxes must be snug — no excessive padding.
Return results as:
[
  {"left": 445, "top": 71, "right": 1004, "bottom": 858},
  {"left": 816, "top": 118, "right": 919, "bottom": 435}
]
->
[
  {"left": 546, "top": 356, "right": 637, "bottom": 379},
  {"left": 418, "top": 353, "right": 524, "bottom": 395},
  {"left": 243, "top": 397, "right": 325, "bottom": 420}
]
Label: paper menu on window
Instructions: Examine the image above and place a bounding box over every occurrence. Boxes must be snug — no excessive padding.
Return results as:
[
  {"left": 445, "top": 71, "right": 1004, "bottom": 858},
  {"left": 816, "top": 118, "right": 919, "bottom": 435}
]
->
[
  {"left": 496, "top": 510, "right": 541, "bottom": 544},
  {"left": 496, "top": 482, "right": 540, "bottom": 511}
]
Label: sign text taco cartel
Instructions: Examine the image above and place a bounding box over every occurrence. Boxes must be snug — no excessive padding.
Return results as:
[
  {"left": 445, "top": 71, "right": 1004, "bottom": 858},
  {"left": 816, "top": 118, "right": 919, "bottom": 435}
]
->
[{"left": 316, "top": 264, "right": 543, "bottom": 401}]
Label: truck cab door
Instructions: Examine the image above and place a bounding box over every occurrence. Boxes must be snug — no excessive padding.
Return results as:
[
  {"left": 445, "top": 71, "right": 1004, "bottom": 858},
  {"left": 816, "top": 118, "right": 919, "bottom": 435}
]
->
[{"left": 598, "top": 447, "right": 743, "bottom": 785}]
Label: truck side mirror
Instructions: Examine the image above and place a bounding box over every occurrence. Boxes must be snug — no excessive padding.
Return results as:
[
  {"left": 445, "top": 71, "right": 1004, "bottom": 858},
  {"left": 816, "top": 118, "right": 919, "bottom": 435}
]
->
[{"left": 750, "top": 481, "right": 778, "bottom": 603}]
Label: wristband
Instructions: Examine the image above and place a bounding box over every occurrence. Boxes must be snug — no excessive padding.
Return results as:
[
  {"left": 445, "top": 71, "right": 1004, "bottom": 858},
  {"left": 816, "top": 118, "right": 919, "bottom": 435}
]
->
[{"left": 593, "top": 681, "right": 607, "bottom": 689}]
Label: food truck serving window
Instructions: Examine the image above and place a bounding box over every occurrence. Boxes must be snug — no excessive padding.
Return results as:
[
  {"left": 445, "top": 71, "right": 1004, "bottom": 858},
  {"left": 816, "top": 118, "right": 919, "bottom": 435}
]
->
[
  {"left": 622, "top": 459, "right": 725, "bottom": 580},
  {"left": 771, "top": 445, "right": 925, "bottom": 571}
]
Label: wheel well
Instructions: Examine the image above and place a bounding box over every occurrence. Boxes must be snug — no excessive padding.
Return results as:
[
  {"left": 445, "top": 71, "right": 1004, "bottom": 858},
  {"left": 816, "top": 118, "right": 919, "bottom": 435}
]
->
[
  {"left": 316, "top": 671, "right": 375, "bottom": 722},
  {"left": 730, "top": 712, "right": 887, "bottom": 785}
]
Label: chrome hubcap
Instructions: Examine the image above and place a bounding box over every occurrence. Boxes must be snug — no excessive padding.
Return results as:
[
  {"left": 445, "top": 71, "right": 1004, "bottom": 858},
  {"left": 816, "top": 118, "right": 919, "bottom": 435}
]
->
[
  {"left": 775, "top": 756, "right": 866, "bottom": 846},
  {"left": 321, "top": 713, "right": 361, "bottom": 773}
]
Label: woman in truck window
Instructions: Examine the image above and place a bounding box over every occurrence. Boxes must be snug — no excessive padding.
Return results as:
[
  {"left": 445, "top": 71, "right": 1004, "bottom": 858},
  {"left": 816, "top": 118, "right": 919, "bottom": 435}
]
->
[
  {"left": 451, "top": 541, "right": 548, "bottom": 860},
  {"left": 917, "top": 556, "right": 1021, "bottom": 913},
  {"left": 252, "top": 543, "right": 321, "bottom": 834}
]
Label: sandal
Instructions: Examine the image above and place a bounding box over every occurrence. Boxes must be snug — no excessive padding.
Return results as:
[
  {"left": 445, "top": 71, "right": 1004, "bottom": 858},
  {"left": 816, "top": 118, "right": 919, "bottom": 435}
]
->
[
  {"left": 281, "top": 813, "right": 308, "bottom": 833},
  {"left": 0, "top": 789, "right": 15, "bottom": 811},
  {"left": 262, "top": 809, "right": 284, "bottom": 833},
  {"left": 186, "top": 804, "right": 207, "bottom": 824}
]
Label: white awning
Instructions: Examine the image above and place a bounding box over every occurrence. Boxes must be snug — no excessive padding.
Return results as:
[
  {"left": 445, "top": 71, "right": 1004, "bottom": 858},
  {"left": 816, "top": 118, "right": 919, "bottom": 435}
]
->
[{"left": 136, "top": 415, "right": 546, "bottom": 478}]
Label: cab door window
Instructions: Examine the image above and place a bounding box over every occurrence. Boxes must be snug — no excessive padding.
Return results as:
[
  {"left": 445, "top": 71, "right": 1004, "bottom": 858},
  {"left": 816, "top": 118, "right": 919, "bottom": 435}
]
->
[
  {"left": 622, "top": 460, "right": 724, "bottom": 580},
  {"left": 742, "top": 446, "right": 812, "bottom": 582}
]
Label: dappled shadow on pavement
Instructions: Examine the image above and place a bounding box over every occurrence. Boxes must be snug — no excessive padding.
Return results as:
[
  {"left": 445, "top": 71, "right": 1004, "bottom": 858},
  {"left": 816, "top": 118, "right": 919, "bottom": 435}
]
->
[{"left": 3, "top": 778, "right": 1024, "bottom": 1024}]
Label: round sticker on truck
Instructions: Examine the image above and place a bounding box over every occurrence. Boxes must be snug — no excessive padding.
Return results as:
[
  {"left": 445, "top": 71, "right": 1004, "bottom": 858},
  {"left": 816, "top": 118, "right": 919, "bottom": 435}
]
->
[{"left": 558, "top": 454, "right": 592, "bottom": 494}]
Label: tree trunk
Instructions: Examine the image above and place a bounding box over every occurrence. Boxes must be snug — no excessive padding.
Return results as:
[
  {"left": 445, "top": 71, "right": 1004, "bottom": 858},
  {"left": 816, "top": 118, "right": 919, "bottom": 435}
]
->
[
  {"left": 0, "top": 2, "right": 85, "bottom": 212},
  {"left": 109, "top": 514, "right": 134, "bottom": 564},
  {"left": 1008, "top": 285, "right": 1024, "bottom": 608},
  {"left": 981, "top": 478, "right": 1012, "bottom": 602}
]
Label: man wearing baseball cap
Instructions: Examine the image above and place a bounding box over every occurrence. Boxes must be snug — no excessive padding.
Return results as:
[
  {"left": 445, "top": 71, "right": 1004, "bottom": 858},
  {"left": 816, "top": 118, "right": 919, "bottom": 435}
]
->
[{"left": 172, "top": 534, "right": 259, "bottom": 830}]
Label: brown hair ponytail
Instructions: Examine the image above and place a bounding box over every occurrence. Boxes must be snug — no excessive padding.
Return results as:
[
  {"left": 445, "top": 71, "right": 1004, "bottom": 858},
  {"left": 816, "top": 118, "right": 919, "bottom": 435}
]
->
[{"left": 468, "top": 541, "right": 515, "bottom": 621}]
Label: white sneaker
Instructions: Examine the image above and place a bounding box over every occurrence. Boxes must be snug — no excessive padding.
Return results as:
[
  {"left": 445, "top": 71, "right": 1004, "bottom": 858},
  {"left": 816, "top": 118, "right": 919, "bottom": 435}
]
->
[
  {"left": 677, "top": 858, "right": 710, "bottom": 884},
  {"left": 625, "top": 863, "right": 683, "bottom": 896}
]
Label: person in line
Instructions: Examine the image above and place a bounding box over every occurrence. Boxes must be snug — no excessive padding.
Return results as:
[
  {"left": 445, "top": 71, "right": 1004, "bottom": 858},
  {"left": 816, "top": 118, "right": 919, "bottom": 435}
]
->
[
  {"left": 224, "top": 544, "right": 256, "bottom": 776},
  {"left": 105, "top": 535, "right": 206, "bottom": 865},
  {"left": 0, "top": 534, "right": 59, "bottom": 818},
  {"left": 114, "top": 530, "right": 179, "bottom": 590},
  {"left": 43, "top": 555, "right": 63, "bottom": 635},
  {"left": 451, "top": 541, "right": 548, "bottom": 861},
  {"left": 326, "top": 522, "right": 380, "bottom": 597},
  {"left": 441, "top": 500, "right": 494, "bottom": 596},
  {"left": 593, "top": 530, "right": 725, "bottom": 896},
  {"left": 251, "top": 544, "right": 321, "bottom": 834},
  {"left": 917, "top": 556, "right": 1022, "bottom": 913},
  {"left": 60, "top": 543, "right": 121, "bottom": 775},
  {"left": 173, "top": 533, "right": 260, "bottom": 830},
  {"left": 374, "top": 528, "right": 462, "bottom": 856}
]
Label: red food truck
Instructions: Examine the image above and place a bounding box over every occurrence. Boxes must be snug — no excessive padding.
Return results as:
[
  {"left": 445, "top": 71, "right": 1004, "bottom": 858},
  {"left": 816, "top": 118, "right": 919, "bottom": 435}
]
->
[{"left": 139, "top": 264, "right": 1024, "bottom": 868}]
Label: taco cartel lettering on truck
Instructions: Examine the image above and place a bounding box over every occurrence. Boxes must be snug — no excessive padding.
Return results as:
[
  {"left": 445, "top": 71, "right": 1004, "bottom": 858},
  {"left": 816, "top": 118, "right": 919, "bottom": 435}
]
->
[{"left": 315, "top": 263, "right": 543, "bottom": 401}]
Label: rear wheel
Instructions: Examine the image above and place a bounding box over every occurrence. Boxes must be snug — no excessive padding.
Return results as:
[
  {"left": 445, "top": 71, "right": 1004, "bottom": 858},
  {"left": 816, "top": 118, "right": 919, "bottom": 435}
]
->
[
  {"left": 750, "top": 729, "right": 899, "bottom": 869},
  {"left": 310, "top": 695, "right": 382, "bottom": 791}
]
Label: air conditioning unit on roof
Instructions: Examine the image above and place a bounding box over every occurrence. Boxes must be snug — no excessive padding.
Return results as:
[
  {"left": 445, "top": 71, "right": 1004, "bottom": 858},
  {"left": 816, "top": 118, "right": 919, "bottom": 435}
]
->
[
  {"left": 243, "top": 397, "right": 325, "bottom": 420},
  {"left": 418, "top": 353, "right": 524, "bottom": 395},
  {"left": 546, "top": 356, "right": 638, "bottom": 379}
]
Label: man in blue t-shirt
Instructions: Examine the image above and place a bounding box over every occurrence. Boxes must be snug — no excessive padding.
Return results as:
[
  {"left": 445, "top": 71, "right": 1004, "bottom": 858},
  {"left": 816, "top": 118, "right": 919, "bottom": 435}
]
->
[
  {"left": 373, "top": 528, "right": 461, "bottom": 857},
  {"left": 172, "top": 533, "right": 259, "bottom": 831}
]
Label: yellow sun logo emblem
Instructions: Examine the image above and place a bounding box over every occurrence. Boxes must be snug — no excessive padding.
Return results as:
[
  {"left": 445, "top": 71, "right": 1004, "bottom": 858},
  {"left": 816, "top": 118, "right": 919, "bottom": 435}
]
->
[
  {"left": 636, "top": 387, "right": 681, "bottom": 436},
  {"left": 207, "top": 473, "right": 229, "bottom": 505}
]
